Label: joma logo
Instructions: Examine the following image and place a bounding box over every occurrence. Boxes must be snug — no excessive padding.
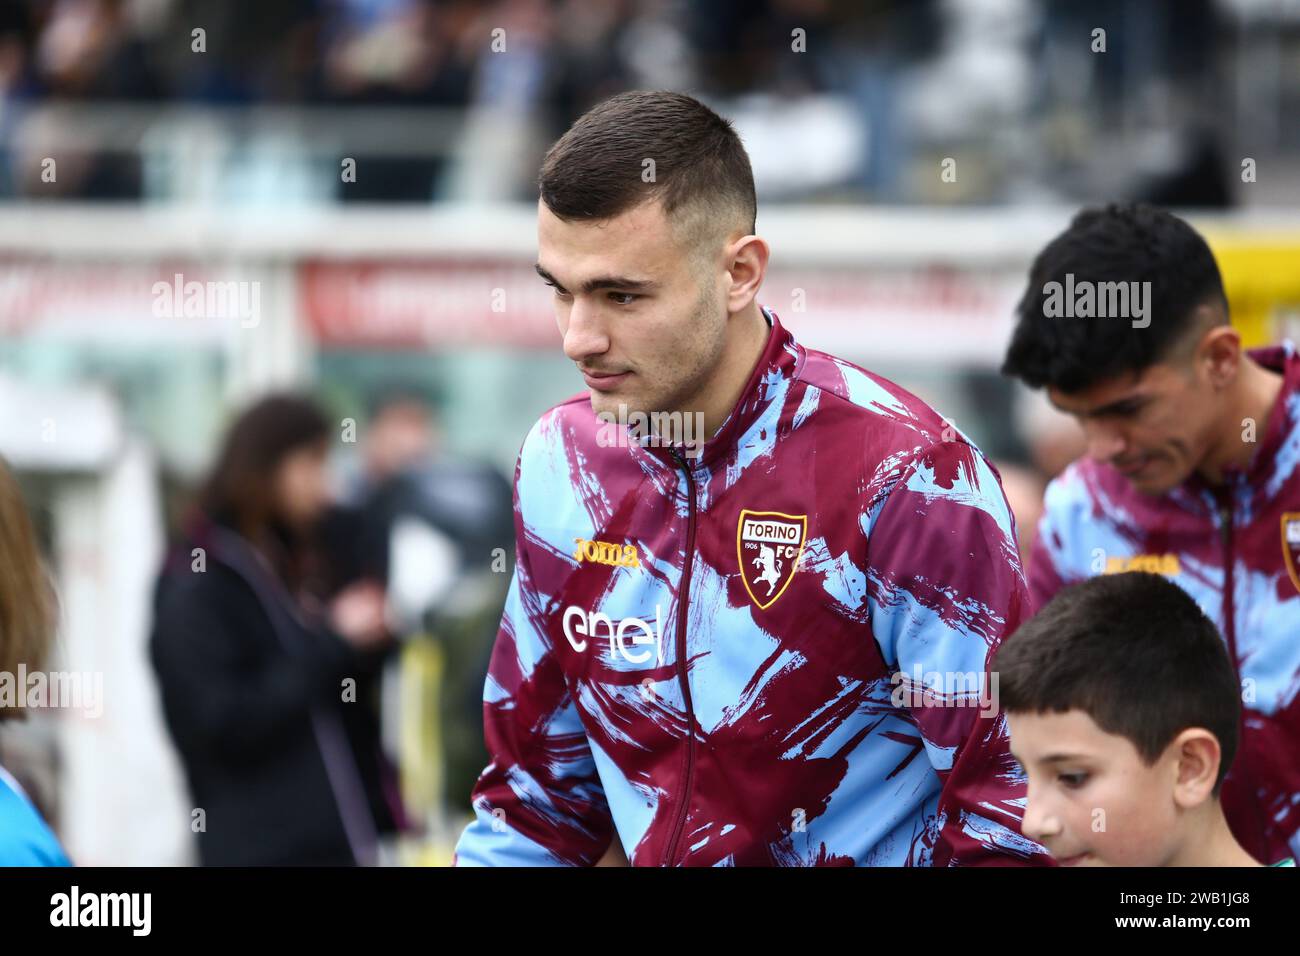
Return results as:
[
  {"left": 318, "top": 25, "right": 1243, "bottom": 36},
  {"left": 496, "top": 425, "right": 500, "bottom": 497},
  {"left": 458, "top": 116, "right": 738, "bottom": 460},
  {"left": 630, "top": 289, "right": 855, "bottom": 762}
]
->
[
  {"left": 573, "top": 537, "right": 641, "bottom": 568},
  {"left": 1104, "top": 553, "right": 1180, "bottom": 576}
]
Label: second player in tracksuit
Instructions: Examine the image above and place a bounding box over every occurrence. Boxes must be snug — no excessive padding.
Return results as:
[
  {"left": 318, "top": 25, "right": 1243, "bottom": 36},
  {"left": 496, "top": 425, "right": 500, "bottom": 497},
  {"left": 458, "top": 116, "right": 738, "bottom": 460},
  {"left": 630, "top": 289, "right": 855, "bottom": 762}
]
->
[{"left": 1030, "top": 342, "right": 1300, "bottom": 866}]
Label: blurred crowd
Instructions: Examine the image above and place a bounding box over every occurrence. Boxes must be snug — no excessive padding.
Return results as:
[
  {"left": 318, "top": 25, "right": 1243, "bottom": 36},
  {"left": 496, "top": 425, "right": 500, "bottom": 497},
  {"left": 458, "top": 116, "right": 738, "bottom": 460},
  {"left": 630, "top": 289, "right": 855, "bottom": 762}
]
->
[
  {"left": 5, "top": 0, "right": 923, "bottom": 107},
  {"left": 0, "top": 0, "right": 1274, "bottom": 204},
  {"left": 1, "top": 387, "right": 513, "bottom": 865}
]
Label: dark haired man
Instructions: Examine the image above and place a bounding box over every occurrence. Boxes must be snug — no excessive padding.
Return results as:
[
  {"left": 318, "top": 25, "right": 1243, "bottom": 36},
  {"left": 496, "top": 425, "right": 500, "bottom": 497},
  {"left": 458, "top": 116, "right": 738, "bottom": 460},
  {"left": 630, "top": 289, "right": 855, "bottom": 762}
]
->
[
  {"left": 1002, "top": 202, "right": 1300, "bottom": 865},
  {"left": 454, "top": 91, "right": 1050, "bottom": 866}
]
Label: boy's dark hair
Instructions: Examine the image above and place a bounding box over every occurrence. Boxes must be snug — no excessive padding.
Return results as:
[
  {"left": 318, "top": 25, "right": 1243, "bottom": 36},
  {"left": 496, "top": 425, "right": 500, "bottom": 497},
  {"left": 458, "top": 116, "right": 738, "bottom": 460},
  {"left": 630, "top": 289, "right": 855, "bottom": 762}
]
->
[
  {"left": 538, "top": 91, "right": 757, "bottom": 255},
  {"left": 1001, "top": 203, "right": 1228, "bottom": 393},
  {"left": 995, "top": 572, "right": 1239, "bottom": 794}
]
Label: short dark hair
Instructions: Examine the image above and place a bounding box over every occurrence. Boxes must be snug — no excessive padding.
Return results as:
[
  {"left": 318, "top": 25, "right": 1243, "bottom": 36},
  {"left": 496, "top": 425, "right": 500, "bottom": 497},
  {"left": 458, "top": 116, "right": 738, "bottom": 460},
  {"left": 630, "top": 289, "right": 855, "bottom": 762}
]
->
[
  {"left": 995, "top": 572, "right": 1239, "bottom": 794},
  {"left": 1001, "top": 203, "right": 1228, "bottom": 393},
  {"left": 538, "top": 90, "right": 757, "bottom": 252}
]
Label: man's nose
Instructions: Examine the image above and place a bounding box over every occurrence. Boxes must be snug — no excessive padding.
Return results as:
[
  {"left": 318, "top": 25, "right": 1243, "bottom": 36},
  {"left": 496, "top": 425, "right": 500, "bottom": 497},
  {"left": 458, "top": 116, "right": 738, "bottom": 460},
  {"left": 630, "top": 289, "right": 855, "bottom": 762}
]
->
[
  {"left": 1083, "top": 422, "right": 1126, "bottom": 463},
  {"left": 562, "top": 300, "right": 610, "bottom": 363}
]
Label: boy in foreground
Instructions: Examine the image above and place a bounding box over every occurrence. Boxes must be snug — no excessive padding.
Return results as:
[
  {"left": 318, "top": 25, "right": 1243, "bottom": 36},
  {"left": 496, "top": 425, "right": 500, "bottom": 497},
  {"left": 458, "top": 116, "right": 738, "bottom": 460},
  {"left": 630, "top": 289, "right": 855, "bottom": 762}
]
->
[{"left": 995, "top": 571, "right": 1294, "bottom": 867}]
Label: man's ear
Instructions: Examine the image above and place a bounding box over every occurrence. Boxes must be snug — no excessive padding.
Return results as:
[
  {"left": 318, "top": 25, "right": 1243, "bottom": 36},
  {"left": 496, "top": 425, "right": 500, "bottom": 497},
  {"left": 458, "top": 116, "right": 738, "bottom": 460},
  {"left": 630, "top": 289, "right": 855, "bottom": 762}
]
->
[
  {"left": 1193, "top": 307, "right": 1241, "bottom": 388},
  {"left": 724, "top": 233, "right": 769, "bottom": 315}
]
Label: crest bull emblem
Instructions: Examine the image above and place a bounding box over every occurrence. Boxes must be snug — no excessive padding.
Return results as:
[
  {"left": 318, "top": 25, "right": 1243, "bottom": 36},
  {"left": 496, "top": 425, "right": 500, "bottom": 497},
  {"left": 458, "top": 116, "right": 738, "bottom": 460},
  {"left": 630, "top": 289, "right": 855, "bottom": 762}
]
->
[
  {"left": 737, "top": 509, "right": 807, "bottom": 610},
  {"left": 1283, "top": 513, "right": 1300, "bottom": 595}
]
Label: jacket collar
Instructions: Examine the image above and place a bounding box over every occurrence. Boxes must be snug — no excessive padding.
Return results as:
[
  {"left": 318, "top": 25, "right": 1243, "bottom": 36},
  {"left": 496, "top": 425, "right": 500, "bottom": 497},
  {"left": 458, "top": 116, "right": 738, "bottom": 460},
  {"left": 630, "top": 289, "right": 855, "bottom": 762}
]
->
[
  {"left": 639, "top": 305, "right": 801, "bottom": 470},
  {"left": 1234, "top": 343, "right": 1298, "bottom": 489},
  {"left": 1182, "top": 342, "right": 1300, "bottom": 502}
]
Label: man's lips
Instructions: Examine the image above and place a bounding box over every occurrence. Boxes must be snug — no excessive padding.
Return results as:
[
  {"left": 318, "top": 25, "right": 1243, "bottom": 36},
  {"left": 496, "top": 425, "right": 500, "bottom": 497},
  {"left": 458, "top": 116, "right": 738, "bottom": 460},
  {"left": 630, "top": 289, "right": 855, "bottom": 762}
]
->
[
  {"left": 1055, "top": 852, "right": 1091, "bottom": 866},
  {"left": 581, "top": 368, "right": 631, "bottom": 391},
  {"left": 1115, "top": 456, "right": 1151, "bottom": 477}
]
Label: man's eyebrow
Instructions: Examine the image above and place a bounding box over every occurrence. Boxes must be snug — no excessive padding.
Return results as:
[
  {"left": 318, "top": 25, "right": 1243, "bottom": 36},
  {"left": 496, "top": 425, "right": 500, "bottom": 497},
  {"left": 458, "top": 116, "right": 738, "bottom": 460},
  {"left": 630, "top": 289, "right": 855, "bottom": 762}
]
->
[
  {"left": 1084, "top": 395, "right": 1147, "bottom": 418},
  {"left": 534, "top": 263, "right": 562, "bottom": 287},
  {"left": 1051, "top": 394, "right": 1146, "bottom": 419},
  {"left": 534, "top": 263, "right": 658, "bottom": 295}
]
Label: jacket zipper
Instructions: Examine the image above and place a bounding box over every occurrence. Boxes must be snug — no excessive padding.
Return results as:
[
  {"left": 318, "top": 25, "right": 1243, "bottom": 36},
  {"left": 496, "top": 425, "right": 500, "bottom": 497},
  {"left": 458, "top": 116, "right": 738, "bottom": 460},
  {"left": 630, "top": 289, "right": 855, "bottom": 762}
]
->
[
  {"left": 662, "top": 448, "right": 699, "bottom": 866},
  {"left": 1216, "top": 486, "right": 1269, "bottom": 856}
]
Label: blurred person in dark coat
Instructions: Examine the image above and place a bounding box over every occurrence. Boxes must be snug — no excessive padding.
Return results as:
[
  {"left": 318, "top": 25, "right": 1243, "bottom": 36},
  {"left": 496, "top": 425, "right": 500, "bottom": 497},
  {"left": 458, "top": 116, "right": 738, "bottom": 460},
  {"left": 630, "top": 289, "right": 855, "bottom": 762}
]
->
[
  {"left": 150, "top": 394, "right": 397, "bottom": 866},
  {"left": 320, "top": 391, "right": 513, "bottom": 816}
]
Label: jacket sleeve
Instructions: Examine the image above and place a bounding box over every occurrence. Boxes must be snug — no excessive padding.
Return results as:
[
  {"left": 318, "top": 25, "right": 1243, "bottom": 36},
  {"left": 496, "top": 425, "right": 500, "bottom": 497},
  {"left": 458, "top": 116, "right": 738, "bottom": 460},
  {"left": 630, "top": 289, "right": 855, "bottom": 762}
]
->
[
  {"left": 866, "top": 439, "right": 1053, "bottom": 866},
  {"left": 1026, "top": 512, "right": 1069, "bottom": 613},
  {"left": 453, "top": 453, "right": 614, "bottom": 867},
  {"left": 1026, "top": 474, "right": 1082, "bottom": 612}
]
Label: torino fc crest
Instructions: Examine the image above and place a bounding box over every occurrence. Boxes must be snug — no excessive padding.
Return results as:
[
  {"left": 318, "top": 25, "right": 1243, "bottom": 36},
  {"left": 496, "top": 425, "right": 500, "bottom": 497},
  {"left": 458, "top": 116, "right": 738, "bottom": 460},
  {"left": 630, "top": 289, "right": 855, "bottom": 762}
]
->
[
  {"left": 737, "top": 509, "right": 807, "bottom": 610},
  {"left": 1283, "top": 513, "right": 1300, "bottom": 595}
]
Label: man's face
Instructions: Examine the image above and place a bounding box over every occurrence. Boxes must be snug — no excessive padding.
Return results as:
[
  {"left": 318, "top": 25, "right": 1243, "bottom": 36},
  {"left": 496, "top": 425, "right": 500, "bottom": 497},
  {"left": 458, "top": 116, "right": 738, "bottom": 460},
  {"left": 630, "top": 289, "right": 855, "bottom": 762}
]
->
[
  {"left": 537, "top": 198, "right": 726, "bottom": 421},
  {"left": 1047, "top": 360, "right": 1219, "bottom": 495},
  {"left": 365, "top": 402, "right": 433, "bottom": 481},
  {"left": 1008, "top": 709, "right": 1182, "bottom": 867}
]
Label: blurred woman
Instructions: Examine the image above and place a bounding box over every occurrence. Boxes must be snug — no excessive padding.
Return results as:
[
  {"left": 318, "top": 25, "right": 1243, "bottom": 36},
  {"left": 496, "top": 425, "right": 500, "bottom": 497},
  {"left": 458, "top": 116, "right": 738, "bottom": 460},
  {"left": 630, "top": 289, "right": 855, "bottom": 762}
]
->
[
  {"left": 0, "top": 457, "right": 72, "bottom": 865},
  {"left": 150, "top": 394, "right": 397, "bottom": 866}
]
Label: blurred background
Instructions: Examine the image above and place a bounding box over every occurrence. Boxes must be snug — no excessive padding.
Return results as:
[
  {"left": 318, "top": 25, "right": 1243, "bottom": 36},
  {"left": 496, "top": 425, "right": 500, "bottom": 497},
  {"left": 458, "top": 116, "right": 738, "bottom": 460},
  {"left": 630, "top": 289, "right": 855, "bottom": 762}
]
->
[{"left": 1, "top": 0, "right": 1298, "bottom": 865}]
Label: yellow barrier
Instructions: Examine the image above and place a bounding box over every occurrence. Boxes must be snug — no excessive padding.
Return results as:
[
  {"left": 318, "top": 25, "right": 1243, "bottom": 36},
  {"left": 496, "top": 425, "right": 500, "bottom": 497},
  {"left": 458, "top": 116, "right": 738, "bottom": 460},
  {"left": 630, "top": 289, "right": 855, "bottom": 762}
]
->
[{"left": 1201, "top": 230, "right": 1300, "bottom": 347}]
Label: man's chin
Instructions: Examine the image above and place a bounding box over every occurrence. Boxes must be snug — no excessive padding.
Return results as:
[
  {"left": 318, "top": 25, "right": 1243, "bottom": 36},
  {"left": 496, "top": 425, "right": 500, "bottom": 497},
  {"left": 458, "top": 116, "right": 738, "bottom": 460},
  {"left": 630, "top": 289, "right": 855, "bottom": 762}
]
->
[
  {"left": 588, "top": 393, "right": 633, "bottom": 419},
  {"left": 1131, "top": 478, "right": 1168, "bottom": 497},
  {"left": 1119, "top": 460, "right": 1187, "bottom": 497},
  {"left": 1130, "top": 471, "right": 1185, "bottom": 497}
]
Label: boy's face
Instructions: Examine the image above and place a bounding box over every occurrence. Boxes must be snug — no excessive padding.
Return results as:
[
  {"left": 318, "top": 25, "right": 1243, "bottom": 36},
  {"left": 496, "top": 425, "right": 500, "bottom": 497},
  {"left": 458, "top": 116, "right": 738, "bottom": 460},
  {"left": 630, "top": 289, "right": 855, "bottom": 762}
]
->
[{"left": 1008, "top": 708, "right": 1185, "bottom": 866}]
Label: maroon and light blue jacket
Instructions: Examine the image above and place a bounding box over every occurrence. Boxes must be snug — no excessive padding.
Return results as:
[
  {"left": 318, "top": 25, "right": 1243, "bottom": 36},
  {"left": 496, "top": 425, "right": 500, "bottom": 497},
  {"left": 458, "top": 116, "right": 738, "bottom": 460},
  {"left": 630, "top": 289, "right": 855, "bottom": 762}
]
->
[
  {"left": 1029, "top": 343, "right": 1300, "bottom": 866},
  {"left": 455, "top": 308, "right": 1051, "bottom": 866}
]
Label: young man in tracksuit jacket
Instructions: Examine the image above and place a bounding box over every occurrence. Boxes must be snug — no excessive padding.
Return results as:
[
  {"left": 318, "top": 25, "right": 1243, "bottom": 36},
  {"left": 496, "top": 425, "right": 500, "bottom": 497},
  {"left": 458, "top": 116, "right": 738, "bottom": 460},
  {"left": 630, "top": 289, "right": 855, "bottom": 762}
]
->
[
  {"left": 1003, "top": 202, "right": 1300, "bottom": 866},
  {"left": 454, "top": 91, "right": 1051, "bottom": 867}
]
